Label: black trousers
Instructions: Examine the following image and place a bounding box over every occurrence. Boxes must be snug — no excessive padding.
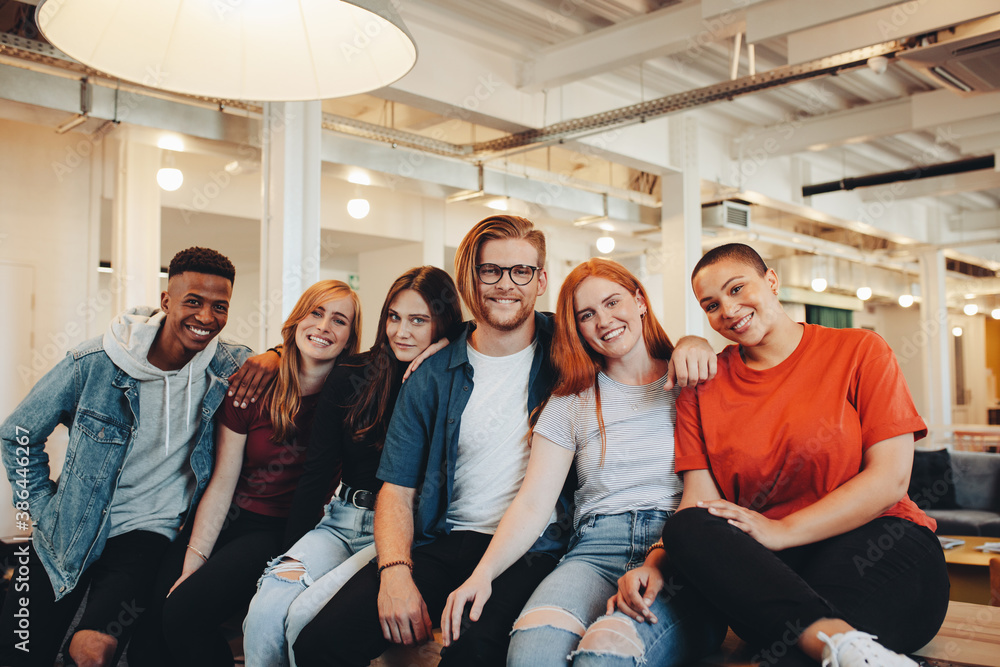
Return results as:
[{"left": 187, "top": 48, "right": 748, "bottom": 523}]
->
[
  {"left": 127, "top": 508, "right": 284, "bottom": 667},
  {"left": 662, "top": 508, "right": 950, "bottom": 667},
  {"left": 294, "top": 531, "right": 557, "bottom": 667},
  {"left": 0, "top": 531, "right": 169, "bottom": 667}
]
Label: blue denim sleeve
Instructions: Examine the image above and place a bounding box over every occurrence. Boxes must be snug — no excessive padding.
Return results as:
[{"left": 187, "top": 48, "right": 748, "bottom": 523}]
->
[
  {"left": 0, "top": 352, "right": 78, "bottom": 518},
  {"left": 376, "top": 371, "right": 432, "bottom": 489}
]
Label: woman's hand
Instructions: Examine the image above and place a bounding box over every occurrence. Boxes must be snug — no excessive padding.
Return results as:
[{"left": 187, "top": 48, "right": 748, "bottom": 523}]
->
[
  {"left": 228, "top": 350, "right": 281, "bottom": 408},
  {"left": 664, "top": 335, "right": 717, "bottom": 390},
  {"left": 403, "top": 337, "right": 449, "bottom": 382},
  {"left": 167, "top": 558, "right": 204, "bottom": 597},
  {"left": 698, "top": 499, "right": 791, "bottom": 551},
  {"left": 441, "top": 571, "right": 493, "bottom": 646},
  {"left": 607, "top": 564, "right": 662, "bottom": 624}
]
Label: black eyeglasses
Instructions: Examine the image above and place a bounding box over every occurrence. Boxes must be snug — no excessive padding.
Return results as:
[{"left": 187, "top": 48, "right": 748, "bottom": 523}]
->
[{"left": 476, "top": 264, "right": 540, "bottom": 286}]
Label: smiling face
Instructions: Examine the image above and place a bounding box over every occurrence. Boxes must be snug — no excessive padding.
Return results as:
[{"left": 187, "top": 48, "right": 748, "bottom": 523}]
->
[
  {"left": 159, "top": 271, "right": 232, "bottom": 359},
  {"left": 386, "top": 289, "right": 435, "bottom": 363},
  {"left": 573, "top": 275, "right": 647, "bottom": 364},
  {"left": 294, "top": 296, "right": 357, "bottom": 364},
  {"left": 692, "top": 258, "right": 782, "bottom": 346},
  {"left": 475, "top": 238, "right": 547, "bottom": 333}
]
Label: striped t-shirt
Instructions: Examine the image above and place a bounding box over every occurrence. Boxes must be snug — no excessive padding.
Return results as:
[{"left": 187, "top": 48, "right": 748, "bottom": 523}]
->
[{"left": 534, "top": 371, "right": 683, "bottom": 529}]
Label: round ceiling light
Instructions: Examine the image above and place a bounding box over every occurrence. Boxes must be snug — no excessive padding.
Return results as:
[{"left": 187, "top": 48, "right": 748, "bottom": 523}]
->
[
  {"left": 898, "top": 294, "right": 914, "bottom": 308},
  {"left": 347, "top": 198, "right": 370, "bottom": 219},
  {"left": 856, "top": 286, "right": 872, "bottom": 301},
  {"left": 36, "top": 0, "right": 418, "bottom": 101},
  {"left": 596, "top": 237, "right": 615, "bottom": 254},
  {"left": 156, "top": 167, "right": 183, "bottom": 191}
]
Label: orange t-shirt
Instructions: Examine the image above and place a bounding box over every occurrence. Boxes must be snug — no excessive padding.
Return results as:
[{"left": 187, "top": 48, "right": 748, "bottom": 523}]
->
[{"left": 676, "top": 324, "right": 934, "bottom": 531}]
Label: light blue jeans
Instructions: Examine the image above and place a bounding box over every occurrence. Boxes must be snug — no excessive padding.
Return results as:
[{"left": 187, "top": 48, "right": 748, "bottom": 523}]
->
[
  {"left": 507, "top": 510, "right": 725, "bottom": 667},
  {"left": 242, "top": 498, "right": 376, "bottom": 667}
]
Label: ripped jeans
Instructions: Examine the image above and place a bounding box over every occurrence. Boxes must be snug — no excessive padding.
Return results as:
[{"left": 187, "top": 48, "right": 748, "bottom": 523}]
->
[
  {"left": 507, "top": 510, "right": 724, "bottom": 667},
  {"left": 242, "top": 498, "right": 375, "bottom": 667}
]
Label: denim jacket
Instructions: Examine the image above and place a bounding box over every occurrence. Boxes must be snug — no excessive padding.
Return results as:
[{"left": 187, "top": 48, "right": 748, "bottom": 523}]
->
[
  {"left": 377, "top": 311, "right": 572, "bottom": 557},
  {"left": 0, "top": 335, "right": 251, "bottom": 600}
]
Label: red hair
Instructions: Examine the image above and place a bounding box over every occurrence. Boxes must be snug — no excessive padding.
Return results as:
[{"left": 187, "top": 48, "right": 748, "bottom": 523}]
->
[{"left": 549, "top": 258, "right": 674, "bottom": 462}]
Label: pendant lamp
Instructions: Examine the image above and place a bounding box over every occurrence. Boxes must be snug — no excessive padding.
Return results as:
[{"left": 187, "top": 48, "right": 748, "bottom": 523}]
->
[{"left": 36, "top": 0, "right": 418, "bottom": 101}]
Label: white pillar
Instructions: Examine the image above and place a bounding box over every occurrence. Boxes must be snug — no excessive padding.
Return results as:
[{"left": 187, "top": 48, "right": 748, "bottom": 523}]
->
[
  {"left": 918, "top": 248, "right": 952, "bottom": 444},
  {"left": 259, "top": 101, "right": 322, "bottom": 350},
  {"left": 421, "top": 199, "right": 446, "bottom": 270},
  {"left": 111, "top": 130, "right": 161, "bottom": 314},
  {"left": 658, "top": 115, "right": 704, "bottom": 341}
]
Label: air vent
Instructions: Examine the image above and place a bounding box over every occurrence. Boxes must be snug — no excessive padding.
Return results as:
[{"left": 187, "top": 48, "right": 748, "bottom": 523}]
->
[
  {"left": 900, "top": 16, "right": 1000, "bottom": 96},
  {"left": 702, "top": 201, "right": 751, "bottom": 231}
]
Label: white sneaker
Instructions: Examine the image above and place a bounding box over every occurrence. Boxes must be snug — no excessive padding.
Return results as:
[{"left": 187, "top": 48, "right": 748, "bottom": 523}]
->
[{"left": 818, "top": 631, "right": 918, "bottom": 667}]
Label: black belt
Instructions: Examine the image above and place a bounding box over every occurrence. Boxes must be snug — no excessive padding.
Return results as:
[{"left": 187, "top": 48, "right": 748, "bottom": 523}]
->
[{"left": 336, "top": 482, "right": 376, "bottom": 510}]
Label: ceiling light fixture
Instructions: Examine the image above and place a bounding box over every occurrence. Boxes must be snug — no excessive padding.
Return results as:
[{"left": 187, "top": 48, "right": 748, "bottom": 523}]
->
[
  {"left": 156, "top": 167, "right": 183, "bottom": 191},
  {"left": 596, "top": 237, "right": 615, "bottom": 254},
  {"left": 856, "top": 286, "right": 872, "bottom": 301},
  {"left": 35, "top": 0, "right": 418, "bottom": 101},
  {"left": 898, "top": 294, "right": 914, "bottom": 308},
  {"left": 157, "top": 135, "right": 185, "bottom": 152},
  {"left": 348, "top": 171, "right": 372, "bottom": 186},
  {"left": 952, "top": 326, "right": 963, "bottom": 337},
  {"left": 963, "top": 303, "right": 978, "bottom": 316},
  {"left": 992, "top": 308, "right": 1000, "bottom": 320},
  {"left": 811, "top": 278, "right": 827, "bottom": 293},
  {"left": 486, "top": 198, "right": 509, "bottom": 212},
  {"left": 347, "top": 198, "right": 370, "bottom": 219}
]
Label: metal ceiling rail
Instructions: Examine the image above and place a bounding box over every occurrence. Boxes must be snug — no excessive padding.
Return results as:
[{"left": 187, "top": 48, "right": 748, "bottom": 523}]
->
[{"left": 470, "top": 41, "right": 904, "bottom": 154}]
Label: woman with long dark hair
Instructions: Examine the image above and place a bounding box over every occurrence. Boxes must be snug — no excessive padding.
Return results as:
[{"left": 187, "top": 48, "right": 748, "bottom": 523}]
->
[
  {"left": 128, "top": 279, "right": 362, "bottom": 667},
  {"left": 243, "top": 265, "right": 462, "bottom": 667},
  {"left": 440, "top": 258, "right": 723, "bottom": 666}
]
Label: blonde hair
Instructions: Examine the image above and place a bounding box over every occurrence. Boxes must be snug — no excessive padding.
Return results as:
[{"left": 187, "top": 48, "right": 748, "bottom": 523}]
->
[{"left": 268, "top": 280, "right": 362, "bottom": 443}]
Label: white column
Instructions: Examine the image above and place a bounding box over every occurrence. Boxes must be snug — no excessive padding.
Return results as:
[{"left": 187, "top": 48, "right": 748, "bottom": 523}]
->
[
  {"left": 111, "top": 130, "right": 161, "bottom": 314},
  {"left": 421, "top": 199, "right": 446, "bottom": 270},
  {"left": 658, "top": 115, "right": 704, "bottom": 341},
  {"left": 918, "top": 248, "right": 952, "bottom": 444},
  {"left": 259, "top": 101, "right": 323, "bottom": 350}
]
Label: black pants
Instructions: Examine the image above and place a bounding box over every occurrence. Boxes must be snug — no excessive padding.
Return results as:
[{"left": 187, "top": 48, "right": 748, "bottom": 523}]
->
[
  {"left": 0, "top": 531, "right": 168, "bottom": 667},
  {"left": 294, "top": 531, "right": 557, "bottom": 667},
  {"left": 662, "top": 508, "right": 950, "bottom": 667},
  {"left": 127, "top": 507, "right": 285, "bottom": 667}
]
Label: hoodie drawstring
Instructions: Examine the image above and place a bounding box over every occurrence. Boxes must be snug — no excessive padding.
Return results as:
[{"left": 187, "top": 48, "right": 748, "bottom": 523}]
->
[
  {"left": 186, "top": 364, "right": 193, "bottom": 432},
  {"left": 163, "top": 377, "right": 170, "bottom": 456}
]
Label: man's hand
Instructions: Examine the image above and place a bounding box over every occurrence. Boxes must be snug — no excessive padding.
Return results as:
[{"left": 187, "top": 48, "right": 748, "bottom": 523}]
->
[
  {"left": 227, "top": 350, "right": 280, "bottom": 408},
  {"left": 441, "top": 571, "right": 493, "bottom": 646},
  {"left": 607, "top": 564, "right": 663, "bottom": 624},
  {"left": 378, "top": 566, "right": 433, "bottom": 645},
  {"left": 664, "top": 335, "right": 717, "bottom": 390}
]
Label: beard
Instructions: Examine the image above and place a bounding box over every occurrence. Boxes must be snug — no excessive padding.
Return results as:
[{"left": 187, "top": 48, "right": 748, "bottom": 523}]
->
[{"left": 479, "top": 295, "right": 535, "bottom": 332}]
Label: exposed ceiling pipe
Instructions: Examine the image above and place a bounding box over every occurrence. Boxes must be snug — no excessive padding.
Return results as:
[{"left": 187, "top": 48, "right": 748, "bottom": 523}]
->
[{"left": 802, "top": 154, "right": 996, "bottom": 197}]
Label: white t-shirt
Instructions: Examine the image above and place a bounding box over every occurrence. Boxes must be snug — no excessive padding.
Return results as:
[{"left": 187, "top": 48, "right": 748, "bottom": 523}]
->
[
  {"left": 447, "top": 339, "right": 537, "bottom": 534},
  {"left": 533, "top": 371, "right": 682, "bottom": 529}
]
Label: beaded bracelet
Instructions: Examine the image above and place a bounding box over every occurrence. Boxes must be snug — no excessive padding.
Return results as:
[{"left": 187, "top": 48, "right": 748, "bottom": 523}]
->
[
  {"left": 645, "top": 540, "right": 665, "bottom": 558},
  {"left": 377, "top": 559, "right": 413, "bottom": 577},
  {"left": 186, "top": 544, "right": 209, "bottom": 562}
]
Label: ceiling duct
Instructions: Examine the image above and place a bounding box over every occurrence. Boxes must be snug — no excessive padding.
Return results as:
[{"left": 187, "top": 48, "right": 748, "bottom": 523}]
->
[
  {"left": 899, "top": 15, "right": 1000, "bottom": 96},
  {"left": 702, "top": 200, "right": 751, "bottom": 231}
]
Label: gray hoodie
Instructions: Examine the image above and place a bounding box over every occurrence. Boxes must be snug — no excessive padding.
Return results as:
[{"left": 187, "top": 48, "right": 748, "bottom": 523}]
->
[{"left": 103, "top": 307, "right": 219, "bottom": 539}]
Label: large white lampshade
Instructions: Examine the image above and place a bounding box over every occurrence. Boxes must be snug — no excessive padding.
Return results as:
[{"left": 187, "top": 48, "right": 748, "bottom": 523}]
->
[{"left": 36, "top": 0, "right": 418, "bottom": 101}]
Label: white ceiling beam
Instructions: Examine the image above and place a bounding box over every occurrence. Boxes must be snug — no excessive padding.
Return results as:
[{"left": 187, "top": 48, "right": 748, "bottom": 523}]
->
[
  {"left": 734, "top": 90, "right": 1000, "bottom": 158},
  {"left": 949, "top": 208, "right": 1000, "bottom": 232},
  {"left": 702, "top": 0, "right": 769, "bottom": 18},
  {"left": 732, "top": 97, "right": 911, "bottom": 158},
  {"left": 746, "top": 0, "right": 906, "bottom": 44},
  {"left": 958, "top": 132, "right": 1000, "bottom": 155},
  {"left": 787, "top": 0, "right": 1000, "bottom": 64},
  {"left": 858, "top": 169, "right": 1000, "bottom": 201},
  {"left": 517, "top": 3, "right": 744, "bottom": 93}
]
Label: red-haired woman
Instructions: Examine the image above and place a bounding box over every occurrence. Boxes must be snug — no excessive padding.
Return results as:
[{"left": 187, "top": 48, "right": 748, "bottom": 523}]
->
[
  {"left": 440, "top": 258, "right": 725, "bottom": 667},
  {"left": 129, "top": 280, "right": 362, "bottom": 667}
]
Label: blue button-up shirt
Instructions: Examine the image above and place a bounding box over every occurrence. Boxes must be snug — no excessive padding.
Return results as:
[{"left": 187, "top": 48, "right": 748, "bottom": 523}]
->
[{"left": 377, "top": 311, "right": 570, "bottom": 556}]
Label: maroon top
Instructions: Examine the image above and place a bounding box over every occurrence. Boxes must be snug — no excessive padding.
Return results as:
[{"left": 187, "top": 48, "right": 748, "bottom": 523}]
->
[{"left": 218, "top": 392, "right": 320, "bottom": 517}]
